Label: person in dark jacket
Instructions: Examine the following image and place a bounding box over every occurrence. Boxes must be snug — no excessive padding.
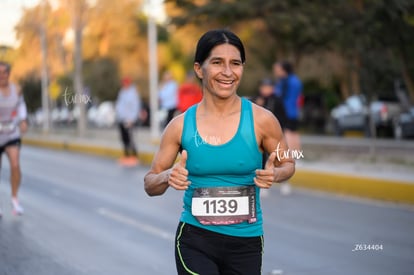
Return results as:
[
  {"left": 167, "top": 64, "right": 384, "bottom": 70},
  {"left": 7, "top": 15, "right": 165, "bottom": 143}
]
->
[
  {"left": 274, "top": 61, "right": 303, "bottom": 195},
  {"left": 253, "top": 78, "right": 287, "bottom": 168},
  {"left": 254, "top": 78, "right": 287, "bottom": 128}
]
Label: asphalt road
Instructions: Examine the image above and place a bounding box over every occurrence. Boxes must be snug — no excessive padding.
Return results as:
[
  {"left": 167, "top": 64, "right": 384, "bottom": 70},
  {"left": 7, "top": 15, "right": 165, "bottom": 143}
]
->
[{"left": 0, "top": 147, "right": 413, "bottom": 275}]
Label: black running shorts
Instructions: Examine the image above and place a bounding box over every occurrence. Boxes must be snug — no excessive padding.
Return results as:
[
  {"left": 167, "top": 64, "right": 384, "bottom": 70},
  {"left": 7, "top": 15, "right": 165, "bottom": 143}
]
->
[
  {"left": 175, "top": 222, "right": 263, "bottom": 275},
  {"left": 0, "top": 138, "right": 21, "bottom": 155}
]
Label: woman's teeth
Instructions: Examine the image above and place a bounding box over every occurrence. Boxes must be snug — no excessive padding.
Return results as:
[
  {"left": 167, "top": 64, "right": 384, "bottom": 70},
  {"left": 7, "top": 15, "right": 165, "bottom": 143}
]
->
[{"left": 217, "top": 80, "right": 233, "bottom": 84}]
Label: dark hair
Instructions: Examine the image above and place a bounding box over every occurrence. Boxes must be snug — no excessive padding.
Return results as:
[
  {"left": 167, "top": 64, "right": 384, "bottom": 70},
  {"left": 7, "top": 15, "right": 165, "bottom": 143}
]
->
[
  {"left": 260, "top": 78, "right": 274, "bottom": 86},
  {"left": 194, "top": 29, "right": 246, "bottom": 65},
  {"left": 0, "top": 61, "right": 11, "bottom": 73},
  {"left": 276, "top": 61, "right": 294, "bottom": 75}
]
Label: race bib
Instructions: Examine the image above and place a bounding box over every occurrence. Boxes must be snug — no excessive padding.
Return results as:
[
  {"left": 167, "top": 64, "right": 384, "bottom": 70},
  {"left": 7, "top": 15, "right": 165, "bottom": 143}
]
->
[
  {"left": 0, "top": 121, "right": 17, "bottom": 134},
  {"left": 191, "top": 186, "right": 256, "bottom": 225}
]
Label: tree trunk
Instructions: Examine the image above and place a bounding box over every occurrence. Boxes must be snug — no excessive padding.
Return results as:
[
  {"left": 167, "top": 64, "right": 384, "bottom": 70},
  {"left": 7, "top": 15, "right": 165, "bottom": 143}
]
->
[
  {"left": 98, "top": 31, "right": 110, "bottom": 57},
  {"left": 340, "top": 77, "right": 350, "bottom": 99},
  {"left": 401, "top": 61, "right": 414, "bottom": 104},
  {"left": 40, "top": 20, "right": 50, "bottom": 133},
  {"left": 72, "top": 1, "right": 86, "bottom": 137},
  {"left": 293, "top": 48, "right": 302, "bottom": 71},
  {"left": 398, "top": 48, "right": 414, "bottom": 104},
  {"left": 350, "top": 55, "right": 361, "bottom": 94}
]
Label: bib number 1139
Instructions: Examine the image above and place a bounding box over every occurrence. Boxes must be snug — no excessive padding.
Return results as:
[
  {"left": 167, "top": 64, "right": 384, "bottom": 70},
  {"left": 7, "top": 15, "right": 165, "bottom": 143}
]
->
[
  {"left": 193, "top": 197, "right": 248, "bottom": 216},
  {"left": 203, "top": 199, "right": 238, "bottom": 214}
]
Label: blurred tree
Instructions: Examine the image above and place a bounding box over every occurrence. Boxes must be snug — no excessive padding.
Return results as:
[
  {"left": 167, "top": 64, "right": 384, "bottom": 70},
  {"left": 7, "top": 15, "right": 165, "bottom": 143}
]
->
[
  {"left": 13, "top": 4, "right": 48, "bottom": 80},
  {"left": 84, "top": 0, "right": 149, "bottom": 90},
  {"left": 14, "top": 3, "right": 70, "bottom": 80},
  {"left": 20, "top": 74, "right": 42, "bottom": 113},
  {"left": 83, "top": 57, "right": 120, "bottom": 102},
  {"left": 12, "top": 0, "right": 181, "bottom": 106},
  {"left": 330, "top": 0, "right": 414, "bottom": 101},
  {"left": 371, "top": 0, "right": 414, "bottom": 101},
  {"left": 169, "top": 0, "right": 338, "bottom": 65},
  {"left": 47, "top": 7, "right": 71, "bottom": 77},
  {"left": 167, "top": 0, "right": 348, "bottom": 96},
  {"left": 13, "top": 0, "right": 150, "bottom": 101},
  {"left": 61, "top": 0, "right": 89, "bottom": 136},
  {"left": 168, "top": 0, "right": 414, "bottom": 102}
]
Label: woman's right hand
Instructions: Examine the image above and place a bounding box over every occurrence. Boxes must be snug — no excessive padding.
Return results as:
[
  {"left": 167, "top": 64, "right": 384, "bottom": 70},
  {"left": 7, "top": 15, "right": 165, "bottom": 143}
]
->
[{"left": 168, "top": 150, "right": 191, "bottom": 190}]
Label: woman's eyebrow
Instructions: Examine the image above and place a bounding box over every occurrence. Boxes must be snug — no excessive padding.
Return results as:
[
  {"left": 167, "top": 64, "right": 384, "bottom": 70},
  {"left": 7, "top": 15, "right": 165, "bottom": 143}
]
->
[
  {"left": 209, "top": 56, "right": 242, "bottom": 62},
  {"left": 209, "top": 57, "right": 223, "bottom": 61}
]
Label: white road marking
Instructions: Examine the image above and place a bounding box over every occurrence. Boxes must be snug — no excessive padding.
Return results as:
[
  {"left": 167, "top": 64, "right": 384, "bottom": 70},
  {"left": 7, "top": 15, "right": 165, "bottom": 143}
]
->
[{"left": 97, "top": 207, "right": 175, "bottom": 241}]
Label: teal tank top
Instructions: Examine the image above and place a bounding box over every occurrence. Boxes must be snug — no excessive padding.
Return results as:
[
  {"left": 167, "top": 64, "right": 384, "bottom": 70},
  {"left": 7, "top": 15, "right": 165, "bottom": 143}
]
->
[{"left": 180, "top": 98, "right": 263, "bottom": 237}]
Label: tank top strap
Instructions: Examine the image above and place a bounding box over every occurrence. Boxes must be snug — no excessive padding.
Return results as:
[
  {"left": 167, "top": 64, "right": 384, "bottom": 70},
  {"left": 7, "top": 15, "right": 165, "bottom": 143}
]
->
[
  {"left": 238, "top": 98, "right": 259, "bottom": 152},
  {"left": 181, "top": 104, "right": 198, "bottom": 146},
  {"left": 239, "top": 97, "right": 252, "bottom": 133}
]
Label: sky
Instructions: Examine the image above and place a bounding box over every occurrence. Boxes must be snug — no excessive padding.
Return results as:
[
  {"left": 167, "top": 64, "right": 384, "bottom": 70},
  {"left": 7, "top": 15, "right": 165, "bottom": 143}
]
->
[
  {"left": 0, "top": 0, "right": 165, "bottom": 47},
  {"left": 0, "top": 0, "right": 39, "bottom": 46}
]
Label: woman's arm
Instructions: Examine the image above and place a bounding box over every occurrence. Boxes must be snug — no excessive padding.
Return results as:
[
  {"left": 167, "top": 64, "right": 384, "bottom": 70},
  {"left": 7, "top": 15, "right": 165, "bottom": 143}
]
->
[
  {"left": 253, "top": 105, "right": 295, "bottom": 188},
  {"left": 144, "top": 115, "right": 190, "bottom": 196},
  {"left": 16, "top": 85, "right": 28, "bottom": 133}
]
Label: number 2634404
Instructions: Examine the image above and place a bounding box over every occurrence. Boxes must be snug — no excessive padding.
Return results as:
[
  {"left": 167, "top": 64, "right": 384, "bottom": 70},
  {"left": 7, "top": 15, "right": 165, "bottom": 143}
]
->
[{"left": 352, "top": 244, "right": 383, "bottom": 251}]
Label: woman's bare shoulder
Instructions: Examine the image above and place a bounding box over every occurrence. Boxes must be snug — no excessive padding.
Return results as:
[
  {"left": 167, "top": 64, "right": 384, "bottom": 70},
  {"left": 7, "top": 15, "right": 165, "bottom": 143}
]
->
[
  {"left": 251, "top": 102, "right": 277, "bottom": 125},
  {"left": 251, "top": 101, "right": 283, "bottom": 142},
  {"left": 164, "top": 113, "right": 185, "bottom": 135}
]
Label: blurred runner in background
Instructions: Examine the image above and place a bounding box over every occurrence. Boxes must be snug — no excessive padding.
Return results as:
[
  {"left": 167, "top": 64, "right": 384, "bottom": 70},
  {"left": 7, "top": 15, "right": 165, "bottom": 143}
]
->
[
  {"left": 159, "top": 71, "right": 178, "bottom": 127},
  {"left": 177, "top": 72, "right": 203, "bottom": 113},
  {"left": 274, "top": 61, "right": 303, "bottom": 195},
  {"left": 115, "top": 77, "right": 140, "bottom": 166},
  {"left": 0, "top": 61, "right": 28, "bottom": 216},
  {"left": 253, "top": 78, "right": 287, "bottom": 167},
  {"left": 253, "top": 78, "right": 288, "bottom": 198}
]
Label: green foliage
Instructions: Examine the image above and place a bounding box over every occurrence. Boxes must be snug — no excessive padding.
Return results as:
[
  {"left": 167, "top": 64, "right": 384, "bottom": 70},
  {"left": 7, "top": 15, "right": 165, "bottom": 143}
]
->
[
  {"left": 19, "top": 74, "right": 42, "bottom": 113},
  {"left": 169, "top": 0, "right": 414, "bottom": 101},
  {"left": 11, "top": 0, "right": 414, "bottom": 114},
  {"left": 303, "top": 79, "right": 340, "bottom": 111},
  {"left": 83, "top": 57, "right": 121, "bottom": 102},
  {"left": 135, "top": 14, "right": 169, "bottom": 43}
]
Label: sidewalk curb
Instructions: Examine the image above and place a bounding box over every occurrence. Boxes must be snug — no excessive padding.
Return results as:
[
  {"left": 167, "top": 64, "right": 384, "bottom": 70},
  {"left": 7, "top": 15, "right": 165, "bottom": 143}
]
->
[
  {"left": 290, "top": 169, "right": 414, "bottom": 205},
  {"left": 23, "top": 137, "right": 414, "bottom": 205},
  {"left": 22, "top": 138, "right": 155, "bottom": 166}
]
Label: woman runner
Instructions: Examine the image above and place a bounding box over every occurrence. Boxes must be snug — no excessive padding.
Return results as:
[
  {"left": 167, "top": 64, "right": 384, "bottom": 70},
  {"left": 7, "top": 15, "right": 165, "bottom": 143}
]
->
[
  {"left": 0, "top": 61, "right": 28, "bottom": 217},
  {"left": 144, "top": 29, "right": 295, "bottom": 275}
]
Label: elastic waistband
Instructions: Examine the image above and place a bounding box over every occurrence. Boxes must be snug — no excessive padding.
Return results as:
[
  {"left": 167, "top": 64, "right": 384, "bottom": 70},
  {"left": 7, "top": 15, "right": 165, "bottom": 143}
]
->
[{"left": 179, "top": 222, "right": 261, "bottom": 240}]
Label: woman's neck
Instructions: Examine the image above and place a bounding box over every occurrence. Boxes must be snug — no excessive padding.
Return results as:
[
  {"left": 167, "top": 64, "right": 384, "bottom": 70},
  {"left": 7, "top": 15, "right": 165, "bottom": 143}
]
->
[
  {"left": 198, "top": 94, "right": 241, "bottom": 117},
  {"left": 0, "top": 82, "right": 10, "bottom": 95}
]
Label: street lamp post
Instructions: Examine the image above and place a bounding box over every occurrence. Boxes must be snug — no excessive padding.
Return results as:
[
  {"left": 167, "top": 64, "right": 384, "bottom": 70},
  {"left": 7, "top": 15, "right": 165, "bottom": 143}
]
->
[
  {"left": 72, "top": 0, "right": 87, "bottom": 137},
  {"left": 40, "top": 0, "right": 50, "bottom": 133},
  {"left": 147, "top": 0, "right": 160, "bottom": 139}
]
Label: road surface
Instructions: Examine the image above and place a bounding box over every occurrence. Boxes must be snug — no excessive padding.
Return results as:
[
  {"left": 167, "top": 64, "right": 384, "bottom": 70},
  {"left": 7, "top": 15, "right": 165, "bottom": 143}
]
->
[{"left": 0, "top": 147, "right": 413, "bottom": 275}]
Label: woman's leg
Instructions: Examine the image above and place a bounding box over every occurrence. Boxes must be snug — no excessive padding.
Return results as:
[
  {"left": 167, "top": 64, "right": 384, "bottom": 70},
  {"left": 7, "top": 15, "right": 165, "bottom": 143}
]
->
[
  {"left": 5, "top": 144, "right": 21, "bottom": 199},
  {"left": 119, "top": 123, "right": 130, "bottom": 157},
  {"left": 175, "top": 223, "right": 220, "bottom": 275},
  {"left": 5, "top": 141, "right": 24, "bottom": 215},
  {"left": 219, "top": 235, "right": 263, "bottom": 275},
  {"left": 126, "top": 126, "right": 137, "bottom": 157}
]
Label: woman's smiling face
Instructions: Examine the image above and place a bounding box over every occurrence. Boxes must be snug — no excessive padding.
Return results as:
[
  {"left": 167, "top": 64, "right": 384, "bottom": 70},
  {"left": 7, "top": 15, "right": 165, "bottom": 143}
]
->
[{"left": 194, "top": 43, "right": 244, "bottom": 99}]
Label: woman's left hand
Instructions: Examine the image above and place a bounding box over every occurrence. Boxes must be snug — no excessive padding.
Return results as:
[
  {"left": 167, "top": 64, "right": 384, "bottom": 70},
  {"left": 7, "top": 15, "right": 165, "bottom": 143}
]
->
[
  {"left": 19, "top": 120, "right": 28, "bottom": 134},
  {"left": 254, "top": 152, "right": 277, "bottom": 189}
]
